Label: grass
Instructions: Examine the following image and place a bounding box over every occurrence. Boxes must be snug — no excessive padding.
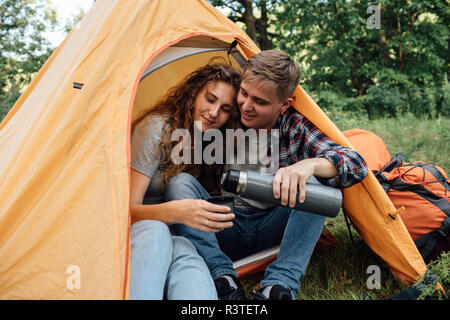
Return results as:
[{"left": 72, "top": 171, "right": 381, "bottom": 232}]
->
[
  {"left": 241, "top": 113, "right": 450, "bottom": 300},
  {"left": 332, "top": 112, "right": 449, "bottom": 171}
]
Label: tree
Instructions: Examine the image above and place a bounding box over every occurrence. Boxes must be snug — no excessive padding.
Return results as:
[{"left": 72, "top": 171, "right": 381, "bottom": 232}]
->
[
  {"left": 209, "top": 0, "right": 282, "bottom": 50},
  {"left": 275, "top": 0, "right": 449, "bottom": 117},
  {"left": 0, "top": 0, "right": 57, "bottom": 115}
]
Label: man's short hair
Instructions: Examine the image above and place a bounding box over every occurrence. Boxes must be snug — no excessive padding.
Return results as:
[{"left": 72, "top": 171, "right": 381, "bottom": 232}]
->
[{"left": 244, "top": 50, "right": 301, "bottom": 101}]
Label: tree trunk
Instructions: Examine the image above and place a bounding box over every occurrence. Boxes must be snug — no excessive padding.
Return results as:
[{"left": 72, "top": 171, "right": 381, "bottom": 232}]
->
[
  {"left": 258, "top": 1, "right": 272, "bottom": 50},
  {"left": 378, "top": 2, "right": 389, "bottom": 66},
  {"left": 240, "top": 0, "right": 257, "bottom": 42}
]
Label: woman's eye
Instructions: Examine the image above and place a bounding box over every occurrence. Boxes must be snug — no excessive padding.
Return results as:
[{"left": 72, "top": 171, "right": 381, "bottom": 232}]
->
[
  {"left": 207, "top": 98, "right": 215, "bottom": 103},
  {"left": 221, "top": 106, "right": 232, "bottom": 113}
]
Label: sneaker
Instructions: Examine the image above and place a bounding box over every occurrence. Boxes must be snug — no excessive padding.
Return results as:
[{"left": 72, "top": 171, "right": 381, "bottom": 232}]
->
[
  {"left": 214, "top": 275, "right": 248, "bottom": 300},
  {"left": 253, "top": 284, "right": 292, "bottom": 300}
]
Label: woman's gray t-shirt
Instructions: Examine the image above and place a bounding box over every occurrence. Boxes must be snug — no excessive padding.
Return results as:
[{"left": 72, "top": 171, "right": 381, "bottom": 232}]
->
[{"left": 130, "top": 114, "right": 169, "bottom": 204}]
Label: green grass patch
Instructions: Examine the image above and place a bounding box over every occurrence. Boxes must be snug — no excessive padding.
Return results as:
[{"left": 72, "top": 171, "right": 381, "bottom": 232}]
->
[{"left": 332, "top": 112, "right": 449, "bottom": 171}]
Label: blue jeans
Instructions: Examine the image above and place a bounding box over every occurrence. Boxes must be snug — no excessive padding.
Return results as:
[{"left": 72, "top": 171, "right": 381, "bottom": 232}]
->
[
  {"left": 129, "top": 219, "right": 218, "bottom": 300},
  {"left": 165, "top": 173, "right": 326, "bottom": 299}
]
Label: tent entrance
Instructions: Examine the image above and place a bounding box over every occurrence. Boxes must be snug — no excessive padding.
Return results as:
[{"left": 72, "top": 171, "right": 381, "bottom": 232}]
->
[{"left": 132, "top": 36, "right": 246, "bottom": 123}]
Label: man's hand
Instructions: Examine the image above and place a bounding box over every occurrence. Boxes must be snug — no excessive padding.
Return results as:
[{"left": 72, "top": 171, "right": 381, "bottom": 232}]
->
[{"left": 272, "top": 158, "right": 338, "bottom": 207}]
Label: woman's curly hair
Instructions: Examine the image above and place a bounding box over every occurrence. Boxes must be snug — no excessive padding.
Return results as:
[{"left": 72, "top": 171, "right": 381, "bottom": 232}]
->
[{"left": 133, "top": 62, "right": 242, "bottom": 191}]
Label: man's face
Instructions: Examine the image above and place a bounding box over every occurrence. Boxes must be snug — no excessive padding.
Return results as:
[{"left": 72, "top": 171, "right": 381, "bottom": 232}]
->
[{"left": 237, "top": 78, "right": 291, "bottom": 130}]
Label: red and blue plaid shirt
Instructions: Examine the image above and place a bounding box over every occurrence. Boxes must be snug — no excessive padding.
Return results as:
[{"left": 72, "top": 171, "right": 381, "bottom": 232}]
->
[{"left": 273, "top": 108, "right": 368, "bottom": 188}]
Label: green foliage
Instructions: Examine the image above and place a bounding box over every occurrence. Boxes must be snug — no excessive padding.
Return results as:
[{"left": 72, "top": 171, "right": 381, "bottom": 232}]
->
[
  {"left": 62, "top": 4, "right": 88, "bottom": 34},
  {"left": 0, "top": 0, "right": 57, "bottom": 111},
  {"left": 275, "top": 0, "right": 449, "bottom": 118},
  {"left": 418, "top": 251, "right": 450, "bottom": 300}
]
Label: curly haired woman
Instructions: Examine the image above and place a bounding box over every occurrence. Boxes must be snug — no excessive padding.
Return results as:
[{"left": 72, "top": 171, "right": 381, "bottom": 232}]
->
[{"left": 129, "top": 63, "right": 241, "bottom": 300}]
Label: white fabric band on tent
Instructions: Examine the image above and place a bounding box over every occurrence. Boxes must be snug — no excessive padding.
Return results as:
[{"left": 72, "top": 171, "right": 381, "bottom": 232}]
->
[{"left": 140, "top": 47, "right": 229, "bottom": 81}]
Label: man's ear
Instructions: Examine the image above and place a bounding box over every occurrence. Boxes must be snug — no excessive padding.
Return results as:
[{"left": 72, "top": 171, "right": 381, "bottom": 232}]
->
[{"left": 280, "top": 97, "right": 294, "bottom": 114}]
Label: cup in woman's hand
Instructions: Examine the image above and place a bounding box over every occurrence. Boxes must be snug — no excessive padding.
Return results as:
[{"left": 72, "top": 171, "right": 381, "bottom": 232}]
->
[{"left": 207, "top": 196, "right": 234, "bottom": 214}]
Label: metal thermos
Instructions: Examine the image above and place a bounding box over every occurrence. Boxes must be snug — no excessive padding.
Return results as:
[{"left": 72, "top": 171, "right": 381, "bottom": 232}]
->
[{"left": 220, "top": 169, "right": 342, "bottom": 218}]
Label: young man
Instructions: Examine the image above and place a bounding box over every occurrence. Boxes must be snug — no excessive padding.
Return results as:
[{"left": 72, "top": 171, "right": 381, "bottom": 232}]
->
[{"left": 165, "top": 50, "right": 368, "bottom": 300}]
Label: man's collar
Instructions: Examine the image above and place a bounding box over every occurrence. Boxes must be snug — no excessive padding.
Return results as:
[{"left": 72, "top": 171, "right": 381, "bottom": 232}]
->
[
  {"left": 273, "top": 107, "right": 293, "bottom": 129},
  {"left": 273, "top": 114, "right": 282, "bottom": 130}
]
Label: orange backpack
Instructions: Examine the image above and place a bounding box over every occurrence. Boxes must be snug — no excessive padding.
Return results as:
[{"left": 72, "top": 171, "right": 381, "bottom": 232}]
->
[
  {"left": 343, "top": 129, "right": 450, "bottom": 262},
  {"left": 375, "top": 155, "right": 450, "bottom": 261}
]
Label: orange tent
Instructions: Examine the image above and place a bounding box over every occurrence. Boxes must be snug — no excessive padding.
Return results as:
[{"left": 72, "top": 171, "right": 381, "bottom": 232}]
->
[{"left": 0, "top": 0, "right": 426, "bottom": 299}]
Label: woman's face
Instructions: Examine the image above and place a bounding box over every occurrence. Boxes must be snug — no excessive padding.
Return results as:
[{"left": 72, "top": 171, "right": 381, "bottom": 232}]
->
[{"left": 193, "top": 81, "right": 236, "bottom": 132}]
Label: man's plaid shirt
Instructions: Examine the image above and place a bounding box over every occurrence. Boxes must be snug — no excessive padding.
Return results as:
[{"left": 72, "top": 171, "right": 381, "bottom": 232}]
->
[{"left": 272, "top": 108, "right": 368, "bottom": 188}]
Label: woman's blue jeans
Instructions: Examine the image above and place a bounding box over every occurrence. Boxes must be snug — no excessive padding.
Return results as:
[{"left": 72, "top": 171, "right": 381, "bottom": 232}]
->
[
  {"left": 165, "top": 173, "right": 326, "bottom": 299},
  {"left": 129, "top": 219, "right": 218, "bottom": 300}
]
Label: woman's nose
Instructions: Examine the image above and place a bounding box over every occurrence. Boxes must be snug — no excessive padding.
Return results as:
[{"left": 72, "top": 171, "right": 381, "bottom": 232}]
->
[{"left": 208, "top": 104, "right": 220, "bottom": 118}]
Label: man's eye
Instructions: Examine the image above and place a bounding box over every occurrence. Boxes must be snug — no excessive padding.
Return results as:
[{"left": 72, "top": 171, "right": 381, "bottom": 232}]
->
[{"left": 255, "top": 100, "right": 267, "bottom": 105}]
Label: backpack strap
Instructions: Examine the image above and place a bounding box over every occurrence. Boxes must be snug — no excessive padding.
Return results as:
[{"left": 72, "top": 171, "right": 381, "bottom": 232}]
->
[
  {"left": 375, "top": 153, "right": 406, "bottom": 192},
  {"left": 377, "top": 174, "right": 390, "bottom": 192},
  {"left": 421, "top": 164, "right": 450, "bottom": 191},
  {"left": 375, "top": 153, "right": 405, "bottom": 178},
  {"left": 386, "top": 177, "right": 450, "bottom": 215},
  {"left": 414, "top": 216, "right": 450, "bottom": 260}
]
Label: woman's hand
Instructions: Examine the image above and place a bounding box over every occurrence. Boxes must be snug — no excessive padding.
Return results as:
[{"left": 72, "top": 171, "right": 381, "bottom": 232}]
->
[
  {"left": 130, "top": 169, "right": 234, "bottom": 232},
  {"left": 168, "top": 199, "right": 235, "bottom": 233}
]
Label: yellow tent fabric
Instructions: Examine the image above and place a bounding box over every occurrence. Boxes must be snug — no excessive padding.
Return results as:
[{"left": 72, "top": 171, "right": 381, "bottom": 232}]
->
[{"left": 0, "top": 0, "right": 426, "bottom": 299}]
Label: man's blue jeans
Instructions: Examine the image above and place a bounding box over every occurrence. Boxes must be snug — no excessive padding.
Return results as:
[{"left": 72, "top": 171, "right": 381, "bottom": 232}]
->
[
  {"left": 129, "top": 219, "right": 218, "bottom": 300},
  {"left": 165, "top": 173, "right": 326, "bottom": 299}
]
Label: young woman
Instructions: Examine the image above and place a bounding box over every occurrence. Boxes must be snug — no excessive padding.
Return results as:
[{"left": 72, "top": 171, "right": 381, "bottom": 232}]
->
[{"left": 129, "top": 63, "right": 241, "bottom": 299}]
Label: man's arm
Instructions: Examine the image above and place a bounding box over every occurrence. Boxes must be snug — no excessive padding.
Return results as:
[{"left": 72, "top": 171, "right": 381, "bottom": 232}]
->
[{"left": 274, "top": 109, "right": 368, "bottom": 206}]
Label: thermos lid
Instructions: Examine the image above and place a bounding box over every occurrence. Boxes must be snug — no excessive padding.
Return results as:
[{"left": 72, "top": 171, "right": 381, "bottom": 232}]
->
[{"left": 220, "top": 170, "right": 240, "bottom": 192}]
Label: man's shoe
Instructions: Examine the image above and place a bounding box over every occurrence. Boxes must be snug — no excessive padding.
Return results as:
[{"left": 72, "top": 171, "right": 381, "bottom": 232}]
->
[
  {"left": 214, "top": 275, "right": 248, "bottom": 300},
  {"left": 253, "top": 284, "right": 292, "bottom": 300}
]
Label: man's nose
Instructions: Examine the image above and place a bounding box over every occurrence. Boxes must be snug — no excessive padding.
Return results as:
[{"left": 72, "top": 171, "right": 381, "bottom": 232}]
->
[{"left": 240, "top": 98, "right": 253, "bottom": 112}]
